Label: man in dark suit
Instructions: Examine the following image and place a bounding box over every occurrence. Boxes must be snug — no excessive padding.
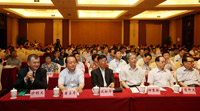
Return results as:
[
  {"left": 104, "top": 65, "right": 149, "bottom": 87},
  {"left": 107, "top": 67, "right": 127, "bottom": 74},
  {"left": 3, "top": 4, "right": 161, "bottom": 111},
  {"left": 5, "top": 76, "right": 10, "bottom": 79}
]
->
[
  {"left": 91, "top": 55, "right": 115, "bottom": 88},
  {"left": 14, "top": 54, "right": 47, "bottom": 90}
]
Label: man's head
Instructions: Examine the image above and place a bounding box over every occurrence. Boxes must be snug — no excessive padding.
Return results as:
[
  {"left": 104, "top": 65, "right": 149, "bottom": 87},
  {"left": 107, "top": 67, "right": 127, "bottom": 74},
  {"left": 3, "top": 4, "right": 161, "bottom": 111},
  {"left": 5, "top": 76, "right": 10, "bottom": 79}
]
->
[
  {"left": 139, "top": 49, "right": 145, "bottom": 57},
  {"left": 65, "top": 56, "right": 77, "bottom": 71},
  {"left": 27, "top": 54, "right": 40, "bottom": 71},
  {"left": 98, "top": 55, "right": 107, "bottom": 69},
  {"left": 179, "top": 48, "right": 186, "bottom": 58},
  {"left": 103, "top": 47, "right": 109, "bottom": 55},
  {"left": 152, "top": 48, "right": 156, "bottom": 53},
  {"left": 73, "top": 53, "right": 80, "bottom": 62},
  {"left": 162, "top": 50, "right": 170, "bottom": 60},
  {"left": 143, "top": 53, "right": 152, "bottom": 64},
  {"left": 91, "top": 49, "right": 97, "bottom": 55},
  {"left": 127, "top": 52, "right": 137, "bottom": 66},
  {"left": 155, "top": 56, "right": 166, "bottom": 70},
  {"left": 182, "top": 56, "right": 194, "bottom": 70},
  {"left": 92, "top": 54, "right": 99, "bottom": 62},
  {"left": 109, "top": 49, "right": 115, "bottom": 57},
  {"left": 10, "top": 50, "right": 17, "bottom": 58},
  {"left": 120, "top": 46, "right": 126, "bottom": 54},
  {"left": 43, "top": 53, "right": 52, "bottom": 64},
  {"left": 114, "top": 50, "right": 122, "bottom": 60},
  {"left": 53, "top": 50, "right": 60, "bottom": 57}
]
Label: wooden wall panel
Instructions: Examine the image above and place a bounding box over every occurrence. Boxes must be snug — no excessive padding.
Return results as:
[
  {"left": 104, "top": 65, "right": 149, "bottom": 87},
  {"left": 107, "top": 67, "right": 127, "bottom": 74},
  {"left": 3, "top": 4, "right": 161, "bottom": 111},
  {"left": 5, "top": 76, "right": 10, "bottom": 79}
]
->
[
  {"left": 71, "top": 21, "right": 122, "bottom": 45},
  {"left": 139, "top": 20, "right": 169, "bottom": 46},
  {"left": 18, "top": 19, "right": 53, "bottom": 46},
  {"left": 62, "top": 19, "right": 69, "bottom": 48}
]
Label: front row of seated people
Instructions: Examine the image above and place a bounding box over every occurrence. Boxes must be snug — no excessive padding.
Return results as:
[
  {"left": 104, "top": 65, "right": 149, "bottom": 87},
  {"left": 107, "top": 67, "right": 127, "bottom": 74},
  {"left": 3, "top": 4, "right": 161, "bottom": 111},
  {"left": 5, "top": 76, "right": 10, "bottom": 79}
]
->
[{"left": 13, "top": 52, "right": 200, "bottom": 93}]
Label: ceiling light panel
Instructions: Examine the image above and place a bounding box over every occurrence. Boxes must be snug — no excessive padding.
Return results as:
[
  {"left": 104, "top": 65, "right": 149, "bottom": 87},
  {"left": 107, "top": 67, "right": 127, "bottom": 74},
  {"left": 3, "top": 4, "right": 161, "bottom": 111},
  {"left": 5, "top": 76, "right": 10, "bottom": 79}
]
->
[
  {"left": 77, "top": 0, "right": 143, "bottom": 7},
  {"left": 78, "top": 10, "right": 126, "bottom": 19},
  {"left": 131, "top": 10, "right": 192, "bottom": 19},
  {"left": 4, "top": 8, "right": 63, "bottom": 18}
]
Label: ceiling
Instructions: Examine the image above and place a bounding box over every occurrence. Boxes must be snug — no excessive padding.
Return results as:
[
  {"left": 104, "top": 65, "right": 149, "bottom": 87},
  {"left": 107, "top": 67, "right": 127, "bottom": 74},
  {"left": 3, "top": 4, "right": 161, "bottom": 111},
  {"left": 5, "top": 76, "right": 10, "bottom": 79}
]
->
[{"left": 0, "top": 0, "right": 200, "bottom": 20}]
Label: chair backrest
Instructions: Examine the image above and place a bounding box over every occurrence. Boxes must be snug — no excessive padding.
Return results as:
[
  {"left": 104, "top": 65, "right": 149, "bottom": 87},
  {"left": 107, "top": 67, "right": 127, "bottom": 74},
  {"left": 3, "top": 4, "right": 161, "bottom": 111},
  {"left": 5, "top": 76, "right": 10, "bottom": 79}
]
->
[
  {"left": 0, "top": 64, "right": 3, "bottom": 91},
  {"left": 173, "top": 71, "right": 179, "bottom": 85},
  {"left": 194, "top": 61, "right": 198, "bottom": 69},
  {"left": 170, "top": 57, "right": 175, "bottom": 62},
  {"left": 174, "top": 62, "right": 181, "bottom": 69},
  {"left": 63, "top": 57, "right": 66, "bottom": 67},
  {"left": 56, "top": 63, "right": 61, "bottom": 73}
]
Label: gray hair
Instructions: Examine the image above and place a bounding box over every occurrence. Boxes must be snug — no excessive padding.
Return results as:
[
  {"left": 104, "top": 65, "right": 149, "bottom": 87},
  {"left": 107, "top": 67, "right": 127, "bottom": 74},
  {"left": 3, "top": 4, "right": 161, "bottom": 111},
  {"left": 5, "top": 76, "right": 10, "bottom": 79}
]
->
[
  {"left": 127, "top": 52, "right": 137, "bottom": 60},
  {"left": 27, "top": 54, "right": 39, "bottom": 62}
]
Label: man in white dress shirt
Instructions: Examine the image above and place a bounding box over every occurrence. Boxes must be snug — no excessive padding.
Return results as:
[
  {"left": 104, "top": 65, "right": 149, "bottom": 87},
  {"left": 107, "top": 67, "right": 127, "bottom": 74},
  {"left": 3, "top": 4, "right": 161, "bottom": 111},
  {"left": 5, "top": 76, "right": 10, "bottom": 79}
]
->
[
  {"left": 58, "top": 56, "right": 84, "bottom": 93},
  {"left": 174, "top": 48, "right": 186, "bottom": 62},
  {"left": 109, "top": 50, "right": 127, "bottom": 73},
  {"left": 148, "top": 56, "right": 175, "bottom": 87},
  {"left": 176, "top": 56, "right": 200, "bottom": 87},
  {"left": 120, "top": 52, "right": 146, "bottom": 88}
]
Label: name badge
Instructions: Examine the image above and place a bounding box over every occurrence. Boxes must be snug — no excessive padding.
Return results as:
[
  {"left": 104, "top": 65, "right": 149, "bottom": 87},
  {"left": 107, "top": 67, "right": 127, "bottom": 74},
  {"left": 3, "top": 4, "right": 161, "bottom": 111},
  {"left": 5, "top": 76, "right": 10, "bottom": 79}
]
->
[
  {"left": 47, "top": 72, "right": 54, "bottom": 77},
  {"left": 100, "top": 88, "right": 113, "bottom": 96},
  {"left": 63, "top": 90, "right": 77, "bottom": 98},
  {"left": 30, "top": 89, "right": 45, "bottom": 98},
  {"left": 182, "top": 87, "right": 196, "bottom": 94},
  {"left": 147, "top": 87, "right": 160, "bottom": 95}
]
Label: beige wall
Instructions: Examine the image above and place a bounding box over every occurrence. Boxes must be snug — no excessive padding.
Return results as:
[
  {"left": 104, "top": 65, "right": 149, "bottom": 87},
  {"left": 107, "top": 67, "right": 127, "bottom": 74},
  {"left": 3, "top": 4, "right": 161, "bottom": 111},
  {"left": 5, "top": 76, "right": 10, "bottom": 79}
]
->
[
  {"left": 27, "top": 23, "right": 45, "bottom": 45},
  {"left": 146, "top": 24, "right": 162, "bottom": 46}
]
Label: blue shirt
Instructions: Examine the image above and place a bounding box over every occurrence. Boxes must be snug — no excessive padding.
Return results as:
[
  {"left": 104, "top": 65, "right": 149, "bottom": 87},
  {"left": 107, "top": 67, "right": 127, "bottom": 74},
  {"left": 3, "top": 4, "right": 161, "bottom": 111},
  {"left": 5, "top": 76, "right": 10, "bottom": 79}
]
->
[{"left": 58, "top": 67, "right": 84, "bottom": 88}]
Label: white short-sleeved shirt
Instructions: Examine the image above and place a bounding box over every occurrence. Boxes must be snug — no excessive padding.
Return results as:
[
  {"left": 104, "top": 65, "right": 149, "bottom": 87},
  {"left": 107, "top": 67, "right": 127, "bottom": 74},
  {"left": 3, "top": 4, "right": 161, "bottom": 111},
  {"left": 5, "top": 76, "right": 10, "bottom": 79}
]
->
[
  {"left": 58, "top": 68, "right": 84, "bottom": 88},
  {"left": 109, "top": 59, "right": 127, "bottom": 73},
  {"left": 148, "top": 68, "right": 175, "bottom": 87},
  {"left": 119, "top": 64, "right": 146, "bottom": 86},
  {"left": 76, "top": 62, "right": 85, "bottom": 73},
  {"left": 174, "top": 54, "right": 182, "bottom": 62},
  {"left": 197, "top": 60, "right": 200, "bottom": 69},
  {"left": 176, "top": 66, "right": 200, "bottom": 85}
]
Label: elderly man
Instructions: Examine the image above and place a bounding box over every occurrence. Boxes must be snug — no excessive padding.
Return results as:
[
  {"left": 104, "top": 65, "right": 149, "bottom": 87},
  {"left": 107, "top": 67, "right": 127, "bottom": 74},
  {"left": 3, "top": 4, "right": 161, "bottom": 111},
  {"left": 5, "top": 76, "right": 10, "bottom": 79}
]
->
[
  {"left": 58, "top": 56, "right": 84, "bottom": 93},
  {"left": 148, "top": 56, "right": 175, "bottom": 87},
  {"left": 119, "top": 52, "right": 146, "bottom": 88},
  {"left": 14, "top": 54, "right": 47, "bottom": 90},
  {"left": 176, "top": 56, "right": 200, "bottom": 87}
]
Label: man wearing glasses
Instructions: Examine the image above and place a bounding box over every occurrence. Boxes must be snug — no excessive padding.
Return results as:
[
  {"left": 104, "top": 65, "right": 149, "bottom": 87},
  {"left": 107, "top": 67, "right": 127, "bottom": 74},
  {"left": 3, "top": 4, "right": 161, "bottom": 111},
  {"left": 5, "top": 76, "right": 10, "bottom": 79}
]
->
[{"left": 176, "top": 56, "right": 200, "bottom": 87}]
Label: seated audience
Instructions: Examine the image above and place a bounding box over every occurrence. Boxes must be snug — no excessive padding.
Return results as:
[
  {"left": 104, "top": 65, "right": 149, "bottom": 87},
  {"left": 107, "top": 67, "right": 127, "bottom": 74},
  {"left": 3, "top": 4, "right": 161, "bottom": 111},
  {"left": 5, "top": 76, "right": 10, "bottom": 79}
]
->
[
  {"left": 109, "top": 50, "right": 127, "bottom": 73},
  {"left": 58, "top": 56, "right": 84, "bottom": 93},
  {"left": 51, "top": 50, "right": 64, "bottom": 66},
  {"left": 148, "top": 56, "right": 175, "bottom": 87},
  {"left": 14, "top": 54, "right": 47, "bottom": 90},
  {"left": 6, "top": 50, "right": 21, "bottom": 69},
  {"left": 91, "top": 55, "right": 115, "bottom": 88},
  {"left": 176, "top": 56, "right": 200, "bottom": 87},
  {"left": 41, "top": 53, "right": 59, "bottom": 73},
  {"left": 120, "top": 52, "right": 146, "bottom": 88},
  {"left": 136, "top": 53, "right": 152, "bottom": 71}
]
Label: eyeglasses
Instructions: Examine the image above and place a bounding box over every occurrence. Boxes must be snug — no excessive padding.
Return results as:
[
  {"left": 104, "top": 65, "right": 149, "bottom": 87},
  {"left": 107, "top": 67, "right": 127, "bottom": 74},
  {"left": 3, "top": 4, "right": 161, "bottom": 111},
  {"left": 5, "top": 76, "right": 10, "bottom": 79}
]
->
[{"left": 186, "top": 61, "right": 194, "bottom": 63}]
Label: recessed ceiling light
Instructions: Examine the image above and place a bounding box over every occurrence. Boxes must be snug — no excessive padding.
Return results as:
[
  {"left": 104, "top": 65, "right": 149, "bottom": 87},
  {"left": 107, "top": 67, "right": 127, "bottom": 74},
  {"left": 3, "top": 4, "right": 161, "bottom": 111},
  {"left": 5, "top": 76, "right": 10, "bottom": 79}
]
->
[
  {"left": 78, "top": 10, "right": 126, "bottom": 19},
  {"left": 77, "top": 0, "right": 143, "bottom": 7},
  {"left": 157, "top": 0, "right": 200, "bottom": 7},
  {"left": 4, "top": 8, "right": 63, "bottom": 18},
  {"left": 131, "top": 10, "right": 193, "bottom": 19}
]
